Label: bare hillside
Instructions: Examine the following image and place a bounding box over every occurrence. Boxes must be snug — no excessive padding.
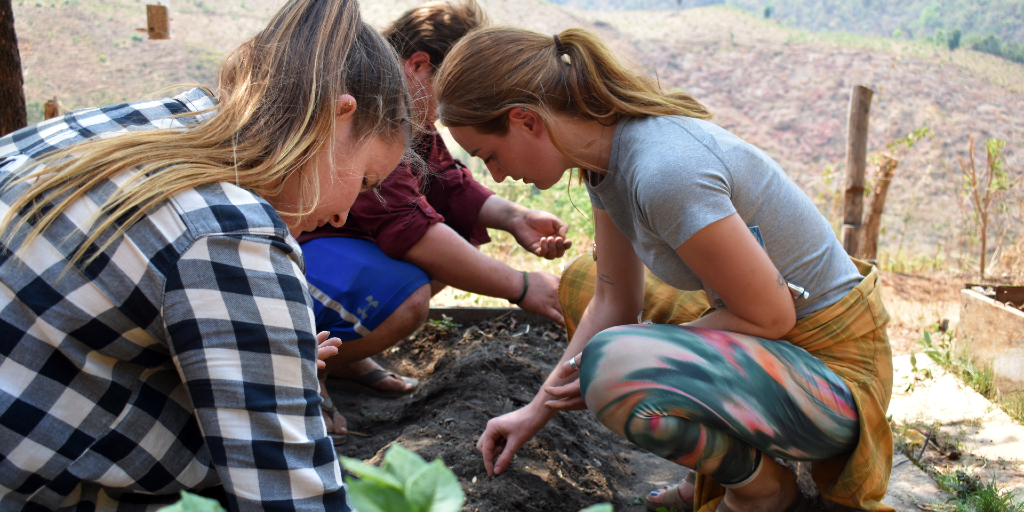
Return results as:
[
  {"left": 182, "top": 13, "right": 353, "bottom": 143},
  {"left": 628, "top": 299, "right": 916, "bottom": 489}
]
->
[{"left": 12, "top": 0, "right": 1024, "bottom": 264}]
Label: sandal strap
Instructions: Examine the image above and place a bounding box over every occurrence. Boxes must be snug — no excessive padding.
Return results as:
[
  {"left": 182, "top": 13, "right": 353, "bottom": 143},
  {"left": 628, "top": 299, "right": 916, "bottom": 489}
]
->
[{"left": 319, "top": 393, "right": 337, "bottom": 415}]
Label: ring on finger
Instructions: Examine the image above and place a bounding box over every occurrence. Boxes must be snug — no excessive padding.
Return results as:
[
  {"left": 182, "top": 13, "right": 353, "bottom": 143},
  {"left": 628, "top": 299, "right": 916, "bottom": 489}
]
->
[{"left": 568, "top": 356, "right": 579, "bottom": 371}]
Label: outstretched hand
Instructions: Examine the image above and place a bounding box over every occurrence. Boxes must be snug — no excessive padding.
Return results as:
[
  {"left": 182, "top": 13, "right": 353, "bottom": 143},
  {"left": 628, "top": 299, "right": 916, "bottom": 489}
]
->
[
  {"left": 477, "top": 404, "right": 553, "bottom": 477},
  {"left": 315, "top": 331, "right": 341, "bottom": 370},
  {"left": 544, "top": 351, "right": 587, "bottom": 411},
  {"left": 509, "top": 209, "right": 573, "bottom": 259}
]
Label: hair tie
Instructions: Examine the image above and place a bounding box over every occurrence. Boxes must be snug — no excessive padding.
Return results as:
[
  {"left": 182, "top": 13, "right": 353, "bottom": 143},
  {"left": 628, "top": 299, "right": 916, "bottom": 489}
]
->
[{"left": 553, "top": 34, "right": 571, "bottom": 66}]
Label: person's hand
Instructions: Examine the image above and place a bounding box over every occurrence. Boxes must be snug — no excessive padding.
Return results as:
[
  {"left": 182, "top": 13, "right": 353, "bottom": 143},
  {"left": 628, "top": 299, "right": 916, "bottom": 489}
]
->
[
  {"left": 315, "top": 331, "right": 341, "bottom": 370},
  {"left": 516, "top": 271, "right": 564, "bottom": 326},
  {"left": 544, "top": 351, "right": 587, "bottom": 411},
  {"left": 508, "top": 209, "right": 573, "bottom": 259},
  {"left": 477, "top": 403, "right": 554, "bottom": 477}
]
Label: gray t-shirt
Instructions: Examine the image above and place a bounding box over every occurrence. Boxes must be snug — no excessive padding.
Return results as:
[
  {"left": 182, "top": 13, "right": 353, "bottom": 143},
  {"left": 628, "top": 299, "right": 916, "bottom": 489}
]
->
[{"left": 586, "top": 115, "right": 862, "bottom": 317}]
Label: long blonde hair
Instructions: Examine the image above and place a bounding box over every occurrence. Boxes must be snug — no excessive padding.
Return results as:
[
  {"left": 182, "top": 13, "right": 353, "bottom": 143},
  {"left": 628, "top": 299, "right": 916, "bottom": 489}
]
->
[
  {"left": 435, "top": 26, "right": 710, "bottom": 168},
  {"left": 1, "top": 0, "right": 409, "bottom": 266}
]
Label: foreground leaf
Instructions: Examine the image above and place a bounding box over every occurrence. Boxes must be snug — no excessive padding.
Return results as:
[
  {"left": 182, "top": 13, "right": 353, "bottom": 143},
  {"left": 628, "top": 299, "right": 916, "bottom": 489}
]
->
[
  {"left": 405, "top": 458, "right": 465, "bottom": 512},
  {"left": 383, "top": 444, "right": 430, "bottom": 485},
  {"left": 340, "top": 456, "right": 403, "bottom": 491},
  {"left": 156, "top": 491, "right": 226, "bottom": 512},
  {"left": 346, "top": 477, "right": 411, "bottom": 512}
]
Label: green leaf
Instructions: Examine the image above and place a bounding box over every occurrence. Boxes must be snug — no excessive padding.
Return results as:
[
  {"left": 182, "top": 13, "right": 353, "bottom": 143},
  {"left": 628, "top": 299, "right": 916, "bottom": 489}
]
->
[
  {"left": 340, "top": 457, "right": 403, "bottom": 491},
  {"left": 579, "top": 504, "right": 614, "bottom": 512},
  {"left": 383, "top": 444, "right": 430, "bottom": 485},
  {"left": 346, "top": 477, "right": 413, "bottom": 512},
  {"left": 405, "top": 458, "right": 465, "bottom": 512},
  {"left": 156, "top": 491, "right": 227, "bottom": 512}
]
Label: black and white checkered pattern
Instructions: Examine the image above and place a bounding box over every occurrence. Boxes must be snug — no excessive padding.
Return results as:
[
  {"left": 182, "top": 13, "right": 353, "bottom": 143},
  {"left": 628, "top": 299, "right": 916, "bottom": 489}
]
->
[{"left": 0, "top": 90, "right": 351, "bottom": 511}]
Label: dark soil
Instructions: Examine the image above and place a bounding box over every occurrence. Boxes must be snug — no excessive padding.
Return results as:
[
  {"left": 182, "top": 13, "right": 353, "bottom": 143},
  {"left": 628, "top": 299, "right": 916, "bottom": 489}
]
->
[
  {"left": 327, "top": 312, "right": 668, "bottom": 511},
  {"left": 326, "top": 311, "right": 834, "bottom": 512}
]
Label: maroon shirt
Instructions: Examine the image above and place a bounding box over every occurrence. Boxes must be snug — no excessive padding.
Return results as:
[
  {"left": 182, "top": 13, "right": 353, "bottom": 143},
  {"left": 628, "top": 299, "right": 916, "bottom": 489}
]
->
[{"left": 297, "top": 127, "right": 495, "bottom": 259}]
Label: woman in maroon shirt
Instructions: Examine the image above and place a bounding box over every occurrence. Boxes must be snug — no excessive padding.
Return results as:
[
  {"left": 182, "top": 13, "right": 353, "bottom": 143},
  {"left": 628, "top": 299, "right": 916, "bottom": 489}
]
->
[{"left": 298, "top": 0, "right": 573, "bottom": 441}]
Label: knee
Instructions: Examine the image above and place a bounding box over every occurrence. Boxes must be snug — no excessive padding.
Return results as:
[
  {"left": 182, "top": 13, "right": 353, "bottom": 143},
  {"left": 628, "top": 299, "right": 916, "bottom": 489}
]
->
[{"left": 397, "top": 284, "right": 431, "bottom": 328}]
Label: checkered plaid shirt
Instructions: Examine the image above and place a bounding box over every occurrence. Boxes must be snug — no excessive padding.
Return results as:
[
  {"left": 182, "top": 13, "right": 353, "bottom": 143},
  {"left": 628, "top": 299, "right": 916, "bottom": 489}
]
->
[{"left": 0, "top": 89, "right": 351, "bottom": 511}]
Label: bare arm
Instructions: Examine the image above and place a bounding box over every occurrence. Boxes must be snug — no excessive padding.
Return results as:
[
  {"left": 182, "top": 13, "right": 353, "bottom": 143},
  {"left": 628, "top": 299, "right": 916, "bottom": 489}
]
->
[
  {"left": 675, "top": 213, "right": 796, "bottom": 339},
  {"left": 404, "top": 222, "right": 563, "bottom": 324},
  {"left": 475, "top": 207, "right": 644, "bottom": 476},
  {"left": 475, "top": 195, "right": 572, "bottom": 259}
]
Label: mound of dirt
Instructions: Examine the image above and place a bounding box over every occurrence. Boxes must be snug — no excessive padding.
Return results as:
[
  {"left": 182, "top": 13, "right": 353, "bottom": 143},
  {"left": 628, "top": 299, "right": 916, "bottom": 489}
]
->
[
  {"left": 327, "top": 312, "right": 662, "bottom": 511},
  {"left": 327, "top": 310, "right": 836, "bottom": 511}
]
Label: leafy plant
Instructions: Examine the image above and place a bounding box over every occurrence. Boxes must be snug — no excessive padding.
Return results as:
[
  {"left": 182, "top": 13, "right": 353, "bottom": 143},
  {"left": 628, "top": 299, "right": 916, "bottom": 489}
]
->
[
  {"left": 341, "top": 444, "right": 465, "bottom": 512},
  {"left": 428, "top": 314, "right": 461, "bottom": 335},
  {"left": 157, "top": 491, "right": 226, "bottom": 512}
]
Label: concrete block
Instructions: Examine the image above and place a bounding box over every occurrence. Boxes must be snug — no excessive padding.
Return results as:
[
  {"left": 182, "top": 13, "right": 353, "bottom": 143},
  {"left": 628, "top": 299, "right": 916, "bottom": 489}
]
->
[{"left": 958, "top": 289, "right": 1024, "bottom": 393}]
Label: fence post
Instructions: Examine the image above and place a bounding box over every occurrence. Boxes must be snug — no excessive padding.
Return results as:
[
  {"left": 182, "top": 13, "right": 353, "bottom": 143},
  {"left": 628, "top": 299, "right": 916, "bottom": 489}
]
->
[
  {"left": 44, "top": 96, "right": 59, "bottom": 119},
  {"left": 147, "top": 3, "right": 170, "bottom": 40},
  {"left": 842, "top": 85, "right": 873, "bottom": 257}
]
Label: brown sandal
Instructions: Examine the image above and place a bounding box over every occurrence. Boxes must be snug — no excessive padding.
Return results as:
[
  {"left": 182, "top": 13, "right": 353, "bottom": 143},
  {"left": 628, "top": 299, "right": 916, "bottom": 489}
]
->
[
  {"left": 332, "top": 368, "right": 419, "bottom": 398},
  {"left": 645, "top": 471, "right": 696, "bottom": 511}
]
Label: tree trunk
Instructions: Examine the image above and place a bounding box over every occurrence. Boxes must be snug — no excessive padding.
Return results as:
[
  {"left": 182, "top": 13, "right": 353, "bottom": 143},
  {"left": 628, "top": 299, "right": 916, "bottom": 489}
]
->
[
  {"left": 842, "top": 85, "right": 873, "bottom": 257},
  {"left": 860, "top": 155, "right": 899, "bottom": 261},
  {"left": 0, "top": 0, "right": 27, "bottom": 137}
]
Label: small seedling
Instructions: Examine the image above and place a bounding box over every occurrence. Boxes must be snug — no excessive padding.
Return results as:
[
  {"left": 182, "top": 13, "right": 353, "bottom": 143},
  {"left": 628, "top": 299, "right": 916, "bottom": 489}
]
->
[{"left": 428, "top": 314, "right": 461, "bottom": 335}]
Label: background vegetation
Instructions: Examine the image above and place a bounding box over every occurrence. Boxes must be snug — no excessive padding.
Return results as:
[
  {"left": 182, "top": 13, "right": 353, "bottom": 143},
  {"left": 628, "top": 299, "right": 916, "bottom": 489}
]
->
[{"left": 548, "top": 0, "right": 1024, "bottom": 63}]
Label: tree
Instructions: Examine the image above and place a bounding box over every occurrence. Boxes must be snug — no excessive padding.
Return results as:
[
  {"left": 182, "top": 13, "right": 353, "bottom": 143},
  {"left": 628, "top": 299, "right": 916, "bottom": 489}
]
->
[
  {"left": 948, "top": 28, "right": 961, "bottom": 52},
  {"left": 958, "top": 136, "right": 1012, "bottom": 280},
  {"left": 0, "top": 0, "right": 27, "bottom": 137}
]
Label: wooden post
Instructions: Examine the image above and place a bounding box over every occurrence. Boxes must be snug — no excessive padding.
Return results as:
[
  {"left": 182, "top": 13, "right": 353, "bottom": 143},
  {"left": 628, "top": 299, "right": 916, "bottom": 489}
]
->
[
  {"left": 842, "top": 85, "right": 873, "bottom": 257},
  {"left": 44, "top": 96, "right": 59, "bottom": 119},
  {"left": 860, "top": 155, "right": 899, "bottom": 261},
  {"left": 147, "top": 4, "right": 170, "bottom": 40}
]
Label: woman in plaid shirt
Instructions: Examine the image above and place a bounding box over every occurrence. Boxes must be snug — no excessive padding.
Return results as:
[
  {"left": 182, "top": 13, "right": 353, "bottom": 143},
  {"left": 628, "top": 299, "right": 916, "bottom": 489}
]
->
[{"left": 0, "top": 0, "right": 410, "bottom": 510}]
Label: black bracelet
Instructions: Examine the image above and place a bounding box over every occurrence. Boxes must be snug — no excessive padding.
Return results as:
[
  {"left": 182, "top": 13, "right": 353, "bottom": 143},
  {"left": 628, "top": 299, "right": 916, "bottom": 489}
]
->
[{"left": 511, "top": 271, "right": 529, "bottom": 304}]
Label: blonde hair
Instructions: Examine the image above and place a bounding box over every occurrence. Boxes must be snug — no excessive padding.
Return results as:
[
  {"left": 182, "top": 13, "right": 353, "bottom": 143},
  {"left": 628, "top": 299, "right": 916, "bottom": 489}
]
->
[
  {"left": 435, "top": 26, "right": 711, "bottom": 168},
  {"left": 1, "top": 0, "right": 409, "bottom": 267}
]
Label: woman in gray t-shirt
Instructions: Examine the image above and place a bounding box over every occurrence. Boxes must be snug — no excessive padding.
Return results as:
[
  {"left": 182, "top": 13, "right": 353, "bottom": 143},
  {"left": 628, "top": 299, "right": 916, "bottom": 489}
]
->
[{"left": 435, "top": 26, "right": 894, "bottom": 512}]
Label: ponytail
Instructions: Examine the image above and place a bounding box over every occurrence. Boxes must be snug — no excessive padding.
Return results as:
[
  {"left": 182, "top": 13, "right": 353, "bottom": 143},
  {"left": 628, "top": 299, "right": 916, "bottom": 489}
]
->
[{"left": 435, "top": 26, "right": 711, "bottom": 139}]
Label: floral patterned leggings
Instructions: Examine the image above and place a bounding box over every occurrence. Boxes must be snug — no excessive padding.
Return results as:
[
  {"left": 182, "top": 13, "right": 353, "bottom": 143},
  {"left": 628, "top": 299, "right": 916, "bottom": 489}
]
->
[{"left": 579, "top": 324, "right": 860, "bottom": 485}]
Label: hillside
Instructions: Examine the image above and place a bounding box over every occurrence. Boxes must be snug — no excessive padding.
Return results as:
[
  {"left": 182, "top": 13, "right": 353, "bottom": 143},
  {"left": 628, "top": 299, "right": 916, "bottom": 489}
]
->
[
  {"left": 547, "top": 0, "right": 1024, "bottom": 47},
  {"left": 11, "top": 0, "right": 1024, "bottom": 266}
]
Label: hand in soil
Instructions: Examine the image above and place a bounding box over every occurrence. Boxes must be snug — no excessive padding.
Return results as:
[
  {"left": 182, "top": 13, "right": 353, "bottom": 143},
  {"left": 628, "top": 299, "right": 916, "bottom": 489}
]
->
[
  {"left": 517, "top": 271, "right": 566, "bottom": 326},
  {"left": 477, "top": 402, "right": 556, "bottom": 477},
  {"left": 544, "top": 351, "right": 587, "bottom": 411},
  {"left": 315, "top": 331, "right": 341, "bottom": 370}
]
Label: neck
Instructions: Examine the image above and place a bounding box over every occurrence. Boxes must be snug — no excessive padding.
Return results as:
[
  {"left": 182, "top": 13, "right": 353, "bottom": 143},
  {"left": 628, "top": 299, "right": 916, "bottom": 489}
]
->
[{"left": 552, "top": 117, "right": 617, "bottom": 171}]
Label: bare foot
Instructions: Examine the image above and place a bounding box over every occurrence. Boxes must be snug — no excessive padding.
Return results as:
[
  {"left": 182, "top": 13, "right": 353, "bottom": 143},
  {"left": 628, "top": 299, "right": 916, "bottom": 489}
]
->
[
  {"left": 648, "top": 476, "right": 695, "bottom": 510},
  {"left": 333, "top": 357, "right": 415, "bottom": 394}
]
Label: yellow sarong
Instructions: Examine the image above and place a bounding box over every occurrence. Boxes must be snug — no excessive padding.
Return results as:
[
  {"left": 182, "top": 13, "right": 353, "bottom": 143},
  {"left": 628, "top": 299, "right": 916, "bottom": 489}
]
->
[{"left": 557, "top": 256, "right": 894, "bottom": 511}]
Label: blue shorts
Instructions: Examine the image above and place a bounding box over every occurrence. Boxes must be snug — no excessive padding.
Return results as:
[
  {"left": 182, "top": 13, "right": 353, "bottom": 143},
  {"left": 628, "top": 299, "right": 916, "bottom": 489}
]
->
[{"left": 301, "top": 238, "right": 431, "bottom": 342}]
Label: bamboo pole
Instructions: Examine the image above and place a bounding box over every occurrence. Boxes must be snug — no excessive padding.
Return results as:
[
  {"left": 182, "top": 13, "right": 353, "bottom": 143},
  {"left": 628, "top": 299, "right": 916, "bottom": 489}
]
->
[
  {"left": 842, "top": 85, "right": 873, "bottom": 257},
  {"left": 860, "top": 155, "right": 899, "bottom": 261}
]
